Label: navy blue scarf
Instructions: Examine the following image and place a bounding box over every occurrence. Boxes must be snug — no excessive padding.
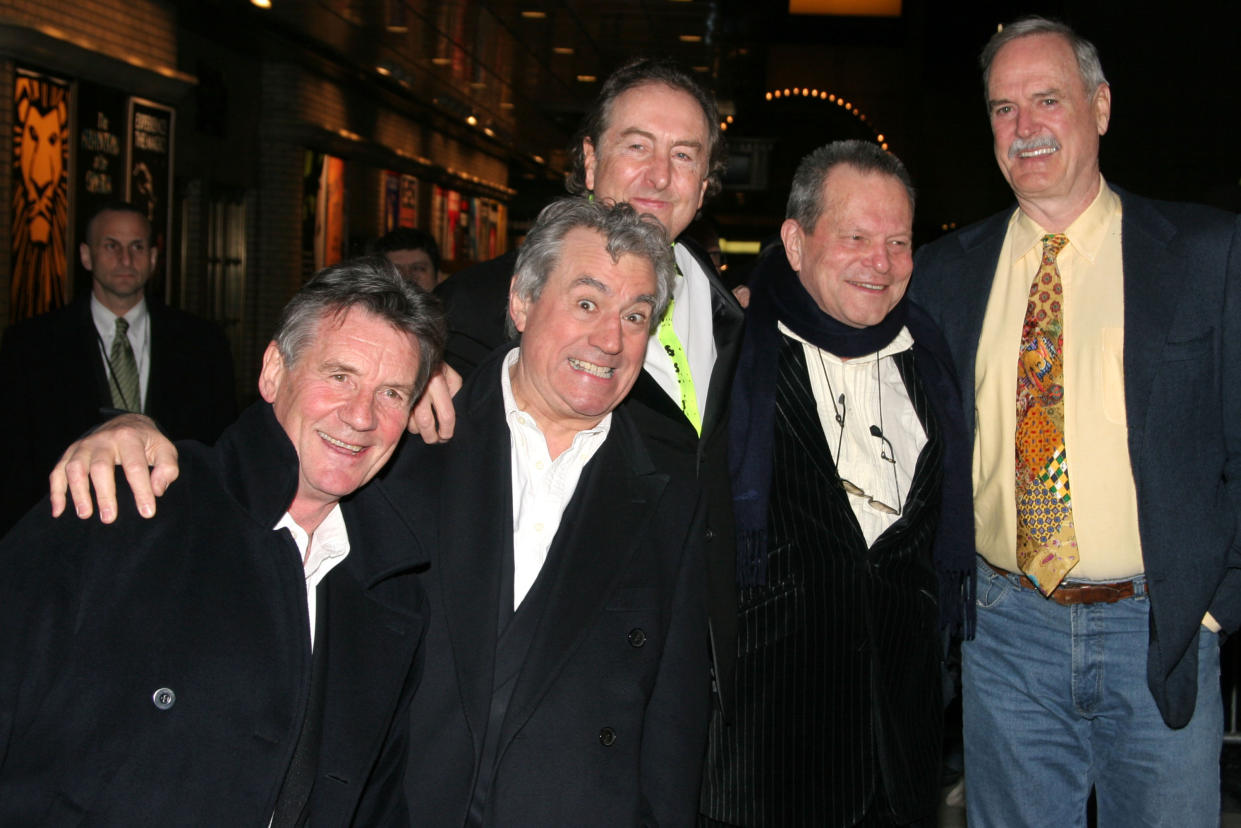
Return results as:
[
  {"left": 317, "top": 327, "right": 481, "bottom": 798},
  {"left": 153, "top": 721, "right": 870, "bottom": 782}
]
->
[{"left": 730, "top": 245, "right": 976, "bottom": 637}]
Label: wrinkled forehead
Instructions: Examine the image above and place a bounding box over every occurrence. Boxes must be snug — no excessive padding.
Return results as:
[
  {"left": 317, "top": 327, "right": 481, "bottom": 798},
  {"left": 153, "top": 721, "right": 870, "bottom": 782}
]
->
[
  {"left": 88, "top": 210, "right": 153, "bottom": 245},
  {"left": 601, "top": 81, "right": 711, "bottom": 142}
]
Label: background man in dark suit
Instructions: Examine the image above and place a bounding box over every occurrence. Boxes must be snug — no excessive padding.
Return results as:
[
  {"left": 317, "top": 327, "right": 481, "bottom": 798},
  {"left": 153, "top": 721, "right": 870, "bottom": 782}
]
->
[
  {"left": 911, "top": 16, "right": 1239, "bottom": 826},
  {"left": 432, "top": 57, "right": 745, "bottom": 718},
  {"left": 0, "top": 200, "right": 236, "bottom": 532},
  {"left": 0, "top": 258, "right": 444, "bottom": 825},
  {"left": 700, "top": 140, "right": 973, "bottom": 827}
]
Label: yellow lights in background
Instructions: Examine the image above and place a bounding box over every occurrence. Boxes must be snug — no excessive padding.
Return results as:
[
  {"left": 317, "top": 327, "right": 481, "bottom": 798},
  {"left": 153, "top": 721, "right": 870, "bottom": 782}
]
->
[
  {"left": 553, "top": 47, "right": 575, "bottom": 55},
  {"left": 251, "top": 0, "right": 271, "bottom": 8},
  {"left": 763, "top": 85, "right": 892, "bottom": 151},
  {"left": 576, "top": 74, "right": 597, "bottom": 83},
  {"left": 721, "top": 239, "right": 761, "bottom": 255},
  {"left": 720, "top": 114, "right": 735, "bottom": 131},
  {"left": 679, "top": 34, "right": 703, "bottom": 42},
  {"left": 466, "top": 115, "right": 478, "bottom": 126},
  {"left": 520, "top": 10, "right": 547, "bottom": 19}
]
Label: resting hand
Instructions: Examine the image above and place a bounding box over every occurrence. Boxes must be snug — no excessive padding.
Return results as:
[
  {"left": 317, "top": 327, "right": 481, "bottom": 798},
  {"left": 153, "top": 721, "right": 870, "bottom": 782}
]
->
[
  {"left": 409, "top": 363, "right": 463, "bottom": 443},
  {"left": 49, "top": 414, "right": 180, "bottom": 523}
]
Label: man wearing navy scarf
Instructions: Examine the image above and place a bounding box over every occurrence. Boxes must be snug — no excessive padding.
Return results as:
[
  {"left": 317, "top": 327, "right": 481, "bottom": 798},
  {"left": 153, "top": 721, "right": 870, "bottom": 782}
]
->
[{"left": 700, "top": 140, "right": 975, "bottom": 827}]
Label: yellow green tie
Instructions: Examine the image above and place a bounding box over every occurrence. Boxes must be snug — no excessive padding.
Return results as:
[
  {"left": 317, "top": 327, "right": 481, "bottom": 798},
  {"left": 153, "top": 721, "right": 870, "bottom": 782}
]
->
[
  {"left": 656, "top": 293, "right": 701, "bottom": 434},
  {"left": 109, "top": 316, "right": 141, "bottom": 412}
]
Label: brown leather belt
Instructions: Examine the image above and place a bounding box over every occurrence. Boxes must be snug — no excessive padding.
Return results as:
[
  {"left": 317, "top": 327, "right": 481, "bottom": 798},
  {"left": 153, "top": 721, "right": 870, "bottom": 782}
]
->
[{"left": 985, "top": 560, "right": 1142, "bottom": 606}]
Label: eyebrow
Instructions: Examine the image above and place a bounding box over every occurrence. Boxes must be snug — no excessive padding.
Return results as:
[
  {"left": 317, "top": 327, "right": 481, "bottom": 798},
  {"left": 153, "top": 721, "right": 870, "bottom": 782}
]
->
[
  {"left": 617, "top": 126, "right": 703, "bottom": 151},
  {"left": 573, "top": 277, "right": 657, "bottom": 308}
]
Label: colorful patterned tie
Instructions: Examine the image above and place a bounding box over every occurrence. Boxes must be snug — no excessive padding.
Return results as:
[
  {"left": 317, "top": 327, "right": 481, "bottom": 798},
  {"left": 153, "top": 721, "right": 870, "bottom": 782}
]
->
[
  {"left": 109, "top": 316, "right": 141, "bottom": 412},
  {"left": 656, "top": 276, "right": 701, "bottom": 434},
  {"left": 1015, "top": 234, "right": 1078, "bottom": 595}
]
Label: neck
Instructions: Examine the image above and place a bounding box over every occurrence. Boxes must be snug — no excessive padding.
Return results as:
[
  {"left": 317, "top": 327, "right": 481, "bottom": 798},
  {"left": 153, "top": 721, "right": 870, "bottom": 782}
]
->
[
  {"left": 288, "top": 499, "right": 332, "bottom": 538},
  {"left": 94, "top": 288, "right": 143, "bottom": 317},
  {"left": 1017, "top": 172, "right": 1102, "bottom": 233}
]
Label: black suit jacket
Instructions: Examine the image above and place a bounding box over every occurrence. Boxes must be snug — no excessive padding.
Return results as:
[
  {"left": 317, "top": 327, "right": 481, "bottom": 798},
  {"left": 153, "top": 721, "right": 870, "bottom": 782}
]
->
[
  {"left": 435, "top": 239, "right": 746, "bottom": 716},
  {"left": 911, "top": 186, "right": 1241, "bottom": 727},
  {"left": 382, "top": 347, "right": 710, "bottom": 826},
  {"left": 0, "top": 402, "right": 427, "bottom": 825},
  {"left": 0, "top": 294, "right": 237, "bottom": 532}
]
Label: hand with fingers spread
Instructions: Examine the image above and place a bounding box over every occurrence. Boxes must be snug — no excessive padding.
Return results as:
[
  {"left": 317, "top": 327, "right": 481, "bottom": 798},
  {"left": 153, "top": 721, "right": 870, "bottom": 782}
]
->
[{"left": 49, "top": 414, "right": 178, "bottom": 523}]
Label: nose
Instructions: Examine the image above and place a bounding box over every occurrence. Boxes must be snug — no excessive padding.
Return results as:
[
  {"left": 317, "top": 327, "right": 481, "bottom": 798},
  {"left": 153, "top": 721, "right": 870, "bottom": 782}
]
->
[
  {"left": 339, "top": 391, "right": 378, "bottom": 432},
  {"left": 864, "top": 242, "right": 892, "bottom": 274},
  {"left": 643, "top": 153, "right": 671, "bottom": 190},
  {"left": 1015, "top": 105, "right": 1039, "bottom": 137},
  {"left": 590, "top": 315, "right": 623, "bottom": 355}
]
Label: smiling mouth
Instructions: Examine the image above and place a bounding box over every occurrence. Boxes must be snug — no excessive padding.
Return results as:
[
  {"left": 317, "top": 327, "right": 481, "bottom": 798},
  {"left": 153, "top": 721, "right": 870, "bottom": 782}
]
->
[
  {"left": 568, "top": 357, "right": 614, "bottom": 378},
  {"left": 319, "top": 431, "right": 363, "bottom": 453},
  {"left": 848, "top": 281, "right": 887, "bottom": 292}
]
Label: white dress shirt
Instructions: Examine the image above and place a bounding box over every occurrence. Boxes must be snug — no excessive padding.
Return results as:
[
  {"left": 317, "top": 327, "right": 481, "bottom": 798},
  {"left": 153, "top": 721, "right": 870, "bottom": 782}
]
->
[
  {"left": 642, "top": 242, "right": 719, "bottom": 415},
  {"left": 784, "top": 323, "right": 926, "bottom": 547},
  {"left": 90, "top": 294, "right": 151, "bottom": 409},
  {"left": 274, "top": 504, "right": 350, "bottom": 649},
  {"left": 501, "top": 348, "right": 611, "bottom": 609}
]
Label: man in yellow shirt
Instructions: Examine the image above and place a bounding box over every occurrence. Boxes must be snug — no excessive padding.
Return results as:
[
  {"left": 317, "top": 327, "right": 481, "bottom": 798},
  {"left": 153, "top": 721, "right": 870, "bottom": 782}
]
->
[{"left": 912, "top": 15, "right": 1240, "bottom": 827}]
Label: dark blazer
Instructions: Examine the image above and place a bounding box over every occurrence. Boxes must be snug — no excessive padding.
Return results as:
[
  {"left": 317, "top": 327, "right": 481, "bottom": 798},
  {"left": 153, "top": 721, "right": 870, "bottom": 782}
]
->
[
  {"left": 0, "top": 294, "right": 237, "bottom": 533},
  {"left": 435, "top": 239, "right": 745, "bottom": 716},
  {"left": 0, "top": 402, "right": 427, "bottom": 825},
  {"left": 381, "top": 347, "right": 710, "bottom": 827},
  {"left": 911, "top": 186, "right": 1241, "bottom": 727}
]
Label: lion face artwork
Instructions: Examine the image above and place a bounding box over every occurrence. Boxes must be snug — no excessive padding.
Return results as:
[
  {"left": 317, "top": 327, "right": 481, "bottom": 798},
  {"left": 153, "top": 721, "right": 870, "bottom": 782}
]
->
[{"left": 11, "top": 72, "right": 70, "bottom": 321}]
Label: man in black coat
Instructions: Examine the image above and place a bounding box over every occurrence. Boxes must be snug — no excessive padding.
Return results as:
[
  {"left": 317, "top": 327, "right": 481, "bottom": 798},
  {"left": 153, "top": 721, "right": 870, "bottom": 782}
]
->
[
  {"left": 0, "top": 259, "right": 444, "bottom": 825},
  {"left": 0, "top": 201, "right": 235, "bottom": 533},
  {"left": 434, "top": 58, "right": 744, "bottom": 718},
  {"left": 700, "top": 141, "right": 974, "bottom": 827}
]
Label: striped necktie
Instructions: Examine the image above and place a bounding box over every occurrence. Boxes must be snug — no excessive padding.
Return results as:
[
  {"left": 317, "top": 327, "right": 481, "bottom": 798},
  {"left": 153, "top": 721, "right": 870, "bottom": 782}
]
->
[{"left": 109, "top": 316, "right": 141, "bottom": 412}]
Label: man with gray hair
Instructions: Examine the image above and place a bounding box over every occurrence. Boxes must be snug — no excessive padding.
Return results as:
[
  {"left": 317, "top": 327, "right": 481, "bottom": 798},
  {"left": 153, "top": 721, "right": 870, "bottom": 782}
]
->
[
  {"left": 701, "top": 140, "right": 974, "bottom": 827},
  {"left": 387, "top": 197, "right": 709, "bottom": 825},
  {"left": 912, "top": 15, "right": 1240, "bottom": 826},
  {"left": 0, "top": 257, "right": 444, "bottom": 824},
  {"left": 45, "top": 199, "right": 711, "bottom": 824}
]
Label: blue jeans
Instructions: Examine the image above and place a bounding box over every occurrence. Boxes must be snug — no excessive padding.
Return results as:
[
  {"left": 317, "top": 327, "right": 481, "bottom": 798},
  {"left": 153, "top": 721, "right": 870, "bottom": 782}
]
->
[{"left": 962, "top": 558, "right": 1222, "bottom": 827}]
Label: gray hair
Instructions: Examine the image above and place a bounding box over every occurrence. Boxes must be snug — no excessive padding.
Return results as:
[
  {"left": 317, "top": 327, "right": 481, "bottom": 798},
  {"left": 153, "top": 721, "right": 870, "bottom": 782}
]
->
[
  {"left": 980, "top": 16, "right": 1108, "bottom": 103},
  {"left": 785, "top": 140, "right": 915, "bottom": 232},
  {"left": 566, "top": 57, "right": 726, "bottom": 202},
  {"left": 506, "top": 198, "right": 675, "bottom": 338},
  {"left": 274, "top": 255, "right": 446, "bottom": 399}
]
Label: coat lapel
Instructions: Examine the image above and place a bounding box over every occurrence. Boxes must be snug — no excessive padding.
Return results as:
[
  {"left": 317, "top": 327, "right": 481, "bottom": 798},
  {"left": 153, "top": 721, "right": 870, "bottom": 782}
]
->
[
  {"left": 439, "top": 378, "right": 513, "bottom": 754},
  {"left": 497, "top": 418, "right": 668, "bottom": 748}
]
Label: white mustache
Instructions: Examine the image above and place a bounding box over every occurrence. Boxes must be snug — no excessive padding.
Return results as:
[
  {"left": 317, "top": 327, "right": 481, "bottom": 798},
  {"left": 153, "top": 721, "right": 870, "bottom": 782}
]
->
[{"left": 1008, "top": 135, "right": 1060, "bottom": 157}]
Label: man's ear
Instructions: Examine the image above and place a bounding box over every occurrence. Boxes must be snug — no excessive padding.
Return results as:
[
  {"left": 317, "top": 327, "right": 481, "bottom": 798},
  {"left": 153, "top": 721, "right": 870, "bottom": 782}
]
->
[
  {"left": 780, "top": 219, "right": 805, "bottom": 272},
  {"left": 582, "top": 138, "right": 598, "bottom": 192},
  {"left": 79, "top": 242, "right": 93, "bottom": 271},
  {"left": 1093, "top": 82, "right": 1112, "bottom": 136},
  {"left": 257, "top": 342, "right": 284, "bottom": 403},
  {"left": 508, "top": 275, "right": 529, "bottom": 334}
]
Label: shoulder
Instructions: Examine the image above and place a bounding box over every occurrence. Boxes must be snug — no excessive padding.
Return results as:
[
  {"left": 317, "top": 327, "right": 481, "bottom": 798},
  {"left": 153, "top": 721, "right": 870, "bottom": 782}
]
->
[
  {"left": 148, "top": 300, "right": 229, "bottom": 343},
  {"left": 1115, "top": 187, "right": 1239, "bottom": 242},
  {"left": 1, "top": 299, "right": 86, "bottom": 349},
  {"left": 435, "top": 250, "right": 518, "bottom": 303}
]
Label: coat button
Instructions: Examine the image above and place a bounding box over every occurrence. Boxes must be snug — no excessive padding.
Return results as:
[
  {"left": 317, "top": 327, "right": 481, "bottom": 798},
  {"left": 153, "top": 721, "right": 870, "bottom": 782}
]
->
[
  {"left": 598, "top": 727, "right": 617, "bottom": 746},
  {"left": 628, "top": 628, "right": 647, "bottom": 648},
  {"left": 152, "top": 687, "right": 176, "bottom": 710},
  {"left": 704, "top": 528, "right": 715, "bottom": 542}
]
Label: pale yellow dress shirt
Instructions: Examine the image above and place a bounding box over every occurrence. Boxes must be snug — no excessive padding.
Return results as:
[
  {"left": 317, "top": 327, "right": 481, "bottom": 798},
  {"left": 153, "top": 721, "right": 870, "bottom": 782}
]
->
[{"left": 973, "top": 177, "right": 1144, "bottom": 581}]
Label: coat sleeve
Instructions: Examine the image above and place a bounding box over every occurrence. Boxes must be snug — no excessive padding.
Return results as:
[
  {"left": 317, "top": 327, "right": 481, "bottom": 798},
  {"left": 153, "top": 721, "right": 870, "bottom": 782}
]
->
[{"left": 640, "top": 487, "right": 711, "bottom": 826}]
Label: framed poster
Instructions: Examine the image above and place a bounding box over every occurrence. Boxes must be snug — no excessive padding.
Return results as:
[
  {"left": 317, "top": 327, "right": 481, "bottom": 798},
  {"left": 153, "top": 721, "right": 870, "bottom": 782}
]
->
[
  {"left": 127, "top": 97, "right": 175, "bottom": 290},
  {"left": 76, "top": 81, "right": 127, "bottom": 295},
  {"left": 11, "top": 66, "right": 71, "bottom": 321}
]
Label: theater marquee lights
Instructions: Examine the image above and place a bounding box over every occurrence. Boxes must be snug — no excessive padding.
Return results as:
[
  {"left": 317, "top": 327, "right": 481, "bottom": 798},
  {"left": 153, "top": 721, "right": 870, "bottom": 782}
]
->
[{"left": 763, "top": 86, "right": 891, "bottom": 151}]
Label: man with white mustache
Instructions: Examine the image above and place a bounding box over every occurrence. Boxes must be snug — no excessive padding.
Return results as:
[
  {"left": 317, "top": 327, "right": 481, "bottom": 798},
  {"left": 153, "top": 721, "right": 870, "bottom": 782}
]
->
[{"left": 912, "top": 16, "right": 1241, "bottom": 827}]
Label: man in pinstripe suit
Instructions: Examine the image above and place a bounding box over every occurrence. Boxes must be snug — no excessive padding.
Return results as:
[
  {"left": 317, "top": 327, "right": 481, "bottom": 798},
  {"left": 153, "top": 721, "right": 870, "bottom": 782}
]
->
[{"left": 700, "top": 141, "right": 974, "bottom": 827}]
